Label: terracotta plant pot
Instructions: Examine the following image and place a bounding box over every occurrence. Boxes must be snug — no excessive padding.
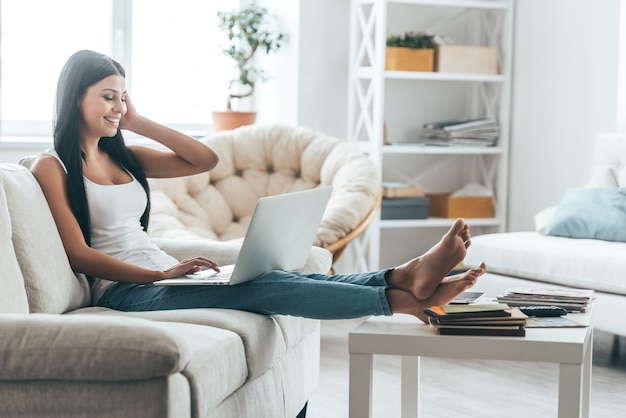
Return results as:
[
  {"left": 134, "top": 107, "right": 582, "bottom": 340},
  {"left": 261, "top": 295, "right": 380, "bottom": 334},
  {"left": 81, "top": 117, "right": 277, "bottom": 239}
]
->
[{"left": 212, "top": 111, "right": 257, "bottom": 132}]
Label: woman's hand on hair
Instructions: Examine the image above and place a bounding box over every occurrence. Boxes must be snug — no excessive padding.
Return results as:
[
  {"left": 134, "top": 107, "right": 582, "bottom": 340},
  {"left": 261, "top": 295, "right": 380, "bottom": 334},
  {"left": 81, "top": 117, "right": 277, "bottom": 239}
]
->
[{"left": 119, "top": 94, "right": 141, "bottom": 132}]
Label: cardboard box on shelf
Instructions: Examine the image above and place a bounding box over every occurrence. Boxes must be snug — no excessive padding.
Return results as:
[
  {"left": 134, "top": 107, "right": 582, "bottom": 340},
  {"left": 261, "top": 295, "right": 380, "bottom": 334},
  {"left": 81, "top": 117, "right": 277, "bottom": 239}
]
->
[
  {"left": 428, "top": 193, "right": 494, "bottom": 218},
  {"left": 435, "top": 45, "right": 498, "bottom": 74}
]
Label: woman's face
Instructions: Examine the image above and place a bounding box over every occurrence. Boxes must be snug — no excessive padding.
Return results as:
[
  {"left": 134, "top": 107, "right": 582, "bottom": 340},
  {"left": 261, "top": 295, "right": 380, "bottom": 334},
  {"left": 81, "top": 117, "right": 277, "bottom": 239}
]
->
[{"left": 78, "top": 74, "right": 127, "bottom": 141}]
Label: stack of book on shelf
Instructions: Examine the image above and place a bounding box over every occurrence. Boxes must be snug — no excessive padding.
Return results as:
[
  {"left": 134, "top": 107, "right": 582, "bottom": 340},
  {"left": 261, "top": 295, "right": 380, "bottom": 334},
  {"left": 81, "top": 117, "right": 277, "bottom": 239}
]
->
[
  {"left": 496, "top": 287, "right": 595, "bottom": 312},
  {"left": 419, "top": 117, "right": 499, "bottom": 146},
  {"left": 424, "top": 303, "right": 528, "bottom": 336}
]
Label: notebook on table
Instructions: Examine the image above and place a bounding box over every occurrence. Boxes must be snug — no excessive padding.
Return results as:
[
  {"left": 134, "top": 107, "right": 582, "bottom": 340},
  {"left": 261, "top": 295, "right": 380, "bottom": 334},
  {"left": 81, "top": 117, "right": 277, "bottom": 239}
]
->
[{"left": 152, "top": 186, "right": 333, "bottom": 286}]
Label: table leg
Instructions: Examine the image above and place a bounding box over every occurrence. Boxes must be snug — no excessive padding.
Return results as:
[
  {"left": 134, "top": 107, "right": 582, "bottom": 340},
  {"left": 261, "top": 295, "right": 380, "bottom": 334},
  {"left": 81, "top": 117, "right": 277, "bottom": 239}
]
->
[
  {"left": 401, "top": 356, "right": 420, "bottom": 418},
  {"left": 349, "top": 353, "right": 373, "bottom": 418},
  {"left": 558, "top": 362, "right": 583, "bottom": 418},
  {"left": 582, "top": 329, "right": 593, "bottom": 418}
]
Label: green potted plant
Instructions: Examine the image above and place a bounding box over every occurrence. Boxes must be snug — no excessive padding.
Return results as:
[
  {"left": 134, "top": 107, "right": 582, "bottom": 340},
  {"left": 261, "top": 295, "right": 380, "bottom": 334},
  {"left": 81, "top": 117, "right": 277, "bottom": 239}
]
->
[
  {"left": 212, "top": 1, "right": 287, "bottom": 131},
  {"left": 385, "top": 31, "right": 435, "bottom": 72}
]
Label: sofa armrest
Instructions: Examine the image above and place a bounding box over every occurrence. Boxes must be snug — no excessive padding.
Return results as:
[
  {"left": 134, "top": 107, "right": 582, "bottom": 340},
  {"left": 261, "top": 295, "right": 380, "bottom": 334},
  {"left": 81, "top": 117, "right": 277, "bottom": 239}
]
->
[
  {"left": 153, "top": 237, "right": 333, "bottom": 274},
  {"left": 0, "top": 313, "right": 188, "bottom": 381}
]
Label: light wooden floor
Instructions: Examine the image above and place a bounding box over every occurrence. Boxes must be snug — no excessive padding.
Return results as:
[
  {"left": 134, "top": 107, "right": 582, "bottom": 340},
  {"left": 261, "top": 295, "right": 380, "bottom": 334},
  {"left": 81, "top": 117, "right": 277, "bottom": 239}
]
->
[{"left": 307, "top": 318, "right": 626, "bottom": 418}]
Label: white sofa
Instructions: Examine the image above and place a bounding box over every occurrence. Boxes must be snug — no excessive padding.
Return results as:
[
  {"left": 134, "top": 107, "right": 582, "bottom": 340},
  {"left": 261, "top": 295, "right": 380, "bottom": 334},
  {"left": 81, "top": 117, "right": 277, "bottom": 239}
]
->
[
  {"left": 464, "top": 132, "right": 626, "bottom": 337},
  {"left": 0, "top": 162, "right": 332, "bottom": 418}
]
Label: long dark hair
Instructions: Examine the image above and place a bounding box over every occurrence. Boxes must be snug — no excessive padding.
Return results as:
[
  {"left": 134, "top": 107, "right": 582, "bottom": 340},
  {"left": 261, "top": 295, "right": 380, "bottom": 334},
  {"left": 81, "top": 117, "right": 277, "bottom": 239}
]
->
[{"left": 53, "top": 50, "right": 150, "bottom": 246}]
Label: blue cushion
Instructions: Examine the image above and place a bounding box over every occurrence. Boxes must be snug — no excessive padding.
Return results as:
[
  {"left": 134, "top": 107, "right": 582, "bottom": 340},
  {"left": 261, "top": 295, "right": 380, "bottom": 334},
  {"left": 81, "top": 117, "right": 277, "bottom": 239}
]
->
[{"left": 545, "top": 188, "right": 626, "bottom": 242}]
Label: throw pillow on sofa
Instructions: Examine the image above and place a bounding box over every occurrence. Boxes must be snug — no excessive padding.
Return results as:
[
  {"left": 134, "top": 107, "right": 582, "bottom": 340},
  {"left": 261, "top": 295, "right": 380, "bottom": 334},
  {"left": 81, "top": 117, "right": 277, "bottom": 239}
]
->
[{"left": 545, "top": 187, "right": 626, "bottom": 242}]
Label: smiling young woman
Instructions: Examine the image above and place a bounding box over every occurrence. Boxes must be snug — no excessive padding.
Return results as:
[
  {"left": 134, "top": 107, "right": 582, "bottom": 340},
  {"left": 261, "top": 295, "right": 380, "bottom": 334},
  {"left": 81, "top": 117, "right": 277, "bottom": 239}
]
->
[{"left": 30, "top": 49, "right": 485, "bottom": 323}]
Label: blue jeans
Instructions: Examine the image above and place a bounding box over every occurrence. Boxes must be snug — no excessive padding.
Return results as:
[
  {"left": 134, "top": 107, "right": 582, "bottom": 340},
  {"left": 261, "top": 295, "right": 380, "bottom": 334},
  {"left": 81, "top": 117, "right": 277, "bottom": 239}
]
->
[{"left": 96, "top": 269, "right": 393, "bottom": 320}]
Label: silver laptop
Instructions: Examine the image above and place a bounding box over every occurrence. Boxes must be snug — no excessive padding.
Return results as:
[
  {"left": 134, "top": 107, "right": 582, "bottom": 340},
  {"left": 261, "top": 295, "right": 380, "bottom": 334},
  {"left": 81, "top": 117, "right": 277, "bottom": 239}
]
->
[{"left": 152, "top": 186, "right": 333, "bottom": 286}]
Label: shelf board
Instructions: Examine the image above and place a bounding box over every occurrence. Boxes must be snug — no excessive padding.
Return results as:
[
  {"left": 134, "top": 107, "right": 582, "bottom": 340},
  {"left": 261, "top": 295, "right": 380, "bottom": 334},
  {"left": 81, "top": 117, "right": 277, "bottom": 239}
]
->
[
  {"left": 355, "top": 67, "right": 506, "bottom": 83},
  {"left": 381, "top": 218, "right": 502, "bottom": 228},
  {"left": 382, "top": 144, "right": 504, "bottom": 155},
  {"left": 386, "top": 0, "right": 509, "bottom": 10},
  {"left": 385, "top": 71, "right": 506, "bottom": 82}
]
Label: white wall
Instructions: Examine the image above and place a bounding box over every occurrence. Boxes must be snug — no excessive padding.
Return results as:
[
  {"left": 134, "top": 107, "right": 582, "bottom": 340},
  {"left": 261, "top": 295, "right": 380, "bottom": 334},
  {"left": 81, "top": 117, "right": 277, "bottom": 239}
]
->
[
  {"left": 0, "top": 145, "right": 47, "bottom": 164},
  {"left": 256, "top": 0, "right": 350, "bottom": 138},
  {"left": 508, "top": 0, "right": 623, "bottom": 230}
]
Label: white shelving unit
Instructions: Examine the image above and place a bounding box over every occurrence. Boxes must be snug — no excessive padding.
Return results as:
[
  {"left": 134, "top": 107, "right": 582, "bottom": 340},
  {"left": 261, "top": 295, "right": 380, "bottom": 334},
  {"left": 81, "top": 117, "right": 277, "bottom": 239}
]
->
[{"left": 348, "top": 0, "right": 514, "bottom": 269}]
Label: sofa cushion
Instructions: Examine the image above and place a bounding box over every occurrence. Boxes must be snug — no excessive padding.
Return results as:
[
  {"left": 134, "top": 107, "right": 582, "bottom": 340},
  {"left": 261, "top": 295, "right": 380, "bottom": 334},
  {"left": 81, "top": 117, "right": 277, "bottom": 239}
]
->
[
  {"left": 72, "top": 307, "right": 318, "bottom": 381},
  {"left": 464, "top": 231, "right": 626, "bottom": 294},
  {"left": 0, "top": 164, "right": 91, "bottom": 313},
  {"left": 0, "top": 312, "right": 247, "bottom": 415},
  {"left": 0, "top": 176, "right": 29, "bottom": 313},
  {"left": 544, "top": 187, "right": 626, "bottom": 242}
]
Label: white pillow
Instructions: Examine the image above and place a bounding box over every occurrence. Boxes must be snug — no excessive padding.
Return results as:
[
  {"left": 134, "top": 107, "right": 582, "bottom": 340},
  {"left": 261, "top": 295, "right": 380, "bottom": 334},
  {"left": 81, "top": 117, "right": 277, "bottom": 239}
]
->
[
  {"left": 585, "top": 167, "right": 618, "bottom": 188},
  {"left": 534, "top": 206, "right": 557, "bottom": 234}
]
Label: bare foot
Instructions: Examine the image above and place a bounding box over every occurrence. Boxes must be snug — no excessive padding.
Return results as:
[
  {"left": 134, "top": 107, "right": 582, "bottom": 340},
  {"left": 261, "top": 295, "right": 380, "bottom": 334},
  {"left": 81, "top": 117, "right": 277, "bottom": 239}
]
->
[
  {"left": 442, "top": 269, "right": 476, "bottom": 283},
  {"left": 415, "top": 262, "right": 485, "bottom": 322},
  {"left": 386, "top": 262, "right": 486, "bottom": 323},
  {"left": 387, "top": 219, "right": 472, "bottom": 300},
  {"left": 425, "top": 262, "right": 486, "bottom": 305}
]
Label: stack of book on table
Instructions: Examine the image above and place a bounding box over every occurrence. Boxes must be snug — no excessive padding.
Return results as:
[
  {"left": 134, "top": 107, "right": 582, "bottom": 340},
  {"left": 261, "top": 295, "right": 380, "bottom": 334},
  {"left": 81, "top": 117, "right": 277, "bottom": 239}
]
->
[
  {"left": 419, "top": 117, "right": 499, "bottom": 146},
  {"left": 496, "top": 287, "right": 595, "bottom": 312},
  {"left": 424, "top": 303, "right": 528, "bottom": 336}
]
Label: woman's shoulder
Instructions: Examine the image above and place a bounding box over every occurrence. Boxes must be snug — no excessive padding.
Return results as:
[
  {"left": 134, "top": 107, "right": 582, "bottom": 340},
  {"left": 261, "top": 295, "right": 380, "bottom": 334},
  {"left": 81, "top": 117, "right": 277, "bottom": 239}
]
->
[{"left": 31, "top": 149, "right": 68, "bottom": 176}]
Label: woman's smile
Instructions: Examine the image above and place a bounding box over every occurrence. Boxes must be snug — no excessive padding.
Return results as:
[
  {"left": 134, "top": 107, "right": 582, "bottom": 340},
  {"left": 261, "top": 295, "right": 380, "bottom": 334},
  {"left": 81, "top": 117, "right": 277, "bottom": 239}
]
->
[{"left": 104, "top": 116, "right": 121, "bottom": 127}]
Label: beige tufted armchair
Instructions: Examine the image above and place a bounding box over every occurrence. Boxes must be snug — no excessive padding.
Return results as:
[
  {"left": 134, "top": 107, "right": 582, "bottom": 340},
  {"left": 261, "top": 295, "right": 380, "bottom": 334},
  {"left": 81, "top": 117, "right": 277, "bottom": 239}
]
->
[{"left": 147, "top": 124, "right": 381, "bottom": 269}]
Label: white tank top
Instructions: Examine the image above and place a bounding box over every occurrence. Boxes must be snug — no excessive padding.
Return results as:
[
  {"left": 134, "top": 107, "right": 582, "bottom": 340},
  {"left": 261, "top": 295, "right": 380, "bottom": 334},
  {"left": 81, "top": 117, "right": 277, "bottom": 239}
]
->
[{"left": 44, "top": 150, "right": 179, "bottom": 301}]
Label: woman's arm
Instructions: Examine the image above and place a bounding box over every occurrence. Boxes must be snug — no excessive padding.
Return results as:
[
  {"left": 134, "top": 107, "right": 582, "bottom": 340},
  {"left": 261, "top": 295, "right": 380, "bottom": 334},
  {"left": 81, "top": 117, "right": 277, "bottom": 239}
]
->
[
  {"left": 30, "top": 156, "right": 218, "bottom": 283},
  {"left": 121, "top": 95, "right": 220, "bottom": 178}
]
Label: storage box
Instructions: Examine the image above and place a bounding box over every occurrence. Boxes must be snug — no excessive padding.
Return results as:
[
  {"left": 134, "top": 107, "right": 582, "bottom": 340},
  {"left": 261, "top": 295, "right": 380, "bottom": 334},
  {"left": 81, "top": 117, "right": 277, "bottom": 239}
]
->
[
  {"left": 385, "top": 47, "right": 434, "bottom": 72},
  {"left": 382, "top": 182, "right": 426, "bottom": 199},
  {"left": 435, "top": 45, "right": 498, "bottom": 74},
  {"left": 381, "top": 197, "right": 430, "bottom": 220},
  {"left": 428, "top": 194, "right": 494, "bottom": 218}
]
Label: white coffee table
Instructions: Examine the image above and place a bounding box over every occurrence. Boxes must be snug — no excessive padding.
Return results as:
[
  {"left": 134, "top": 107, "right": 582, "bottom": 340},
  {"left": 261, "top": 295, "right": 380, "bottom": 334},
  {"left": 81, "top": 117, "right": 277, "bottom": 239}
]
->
[{"left": 348, "top": 308, "right": 593, "bottom": 418}]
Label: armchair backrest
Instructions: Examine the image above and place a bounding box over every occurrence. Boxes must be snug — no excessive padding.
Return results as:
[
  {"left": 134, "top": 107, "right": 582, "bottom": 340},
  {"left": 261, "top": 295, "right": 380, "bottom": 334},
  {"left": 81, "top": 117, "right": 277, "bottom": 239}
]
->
[{"left": 148, "top": 124, "right": 380, "bottom": 251}]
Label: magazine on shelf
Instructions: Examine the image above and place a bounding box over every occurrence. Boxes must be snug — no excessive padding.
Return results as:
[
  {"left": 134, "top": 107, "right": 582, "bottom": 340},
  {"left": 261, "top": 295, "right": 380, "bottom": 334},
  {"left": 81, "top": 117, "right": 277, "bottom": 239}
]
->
[
  {"left": 420, "top": 117, "right": 499, "bottom": 146},
  {"left": 418, "top": 137, "right": 497, "bottom": 147},
  {"left": 440, "top": 117, "right": 498, "bottom": 132}
]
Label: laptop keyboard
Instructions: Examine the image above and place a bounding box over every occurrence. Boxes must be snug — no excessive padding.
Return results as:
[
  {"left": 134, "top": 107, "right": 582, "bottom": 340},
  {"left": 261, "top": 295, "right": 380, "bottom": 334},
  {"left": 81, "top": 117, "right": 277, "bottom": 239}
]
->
[{"left": 185, "top": 269, "right": 232, "bottom": 283}]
